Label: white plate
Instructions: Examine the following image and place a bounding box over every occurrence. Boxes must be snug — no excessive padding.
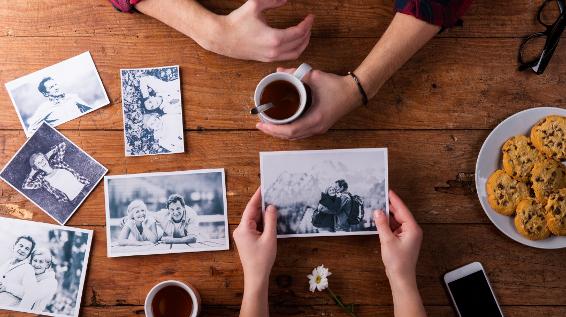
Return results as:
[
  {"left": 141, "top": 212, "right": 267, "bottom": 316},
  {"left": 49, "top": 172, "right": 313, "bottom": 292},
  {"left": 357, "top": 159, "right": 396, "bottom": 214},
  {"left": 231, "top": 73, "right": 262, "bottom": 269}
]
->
[{"left": 476, "top": 107, "right": 566, "bottom": 249}]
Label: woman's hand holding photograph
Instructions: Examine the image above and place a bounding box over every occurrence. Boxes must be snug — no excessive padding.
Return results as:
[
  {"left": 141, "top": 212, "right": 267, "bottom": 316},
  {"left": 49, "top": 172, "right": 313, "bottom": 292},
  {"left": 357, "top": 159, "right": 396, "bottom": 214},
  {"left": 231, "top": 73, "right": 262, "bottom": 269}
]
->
[
  {"left": 373, "top": 190, "right": 426, "bottom": 317},
  {"left": 234, "top": 188, "right": 278, "bottom": 317}
]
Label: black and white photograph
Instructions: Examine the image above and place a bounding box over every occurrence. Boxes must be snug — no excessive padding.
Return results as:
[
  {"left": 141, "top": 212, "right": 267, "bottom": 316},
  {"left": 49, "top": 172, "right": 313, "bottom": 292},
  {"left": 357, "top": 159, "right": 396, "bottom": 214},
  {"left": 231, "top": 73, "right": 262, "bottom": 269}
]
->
[
  {"left": 0, "top": 217, "right": 92, "bottom": 317},
  {"left": 260, "top": 148, "right": 389, "bottom": 238},
  {"left": 0, "top": 123, "right": 108, "bottom": 225},
  {"left": 5, "top": 51, "right": 110, "bottom": 137},
  {"left": 104, "top": 169, "right": 229, "bottom": 257},
  {"left": 120, "top": 66, "right": 185, "bottom": 156}
]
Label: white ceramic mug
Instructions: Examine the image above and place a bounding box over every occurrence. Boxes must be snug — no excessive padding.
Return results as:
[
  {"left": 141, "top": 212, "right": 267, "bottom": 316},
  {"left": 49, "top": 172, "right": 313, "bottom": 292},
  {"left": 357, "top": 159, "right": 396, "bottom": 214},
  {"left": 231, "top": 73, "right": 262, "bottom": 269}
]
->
[
  {"left": 255, "top": 63, "right": 312, "bottom": 124},
  {"left": 144, "top": 280, "right": 201, "bottom": 317}
]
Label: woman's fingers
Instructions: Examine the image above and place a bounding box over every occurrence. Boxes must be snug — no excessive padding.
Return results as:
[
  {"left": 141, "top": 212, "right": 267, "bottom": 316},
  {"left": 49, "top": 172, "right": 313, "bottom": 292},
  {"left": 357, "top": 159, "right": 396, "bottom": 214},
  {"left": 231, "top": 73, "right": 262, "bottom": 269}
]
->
[
  {"left": 241, "top": 187, "right": 263, "bottom": 225},
  {"left": 389, "top": 190, "right": 417, "bottom": 226},
  {"left": 373, "top": 210, "right": 395, "bottom": 243},
  {"left": 262, "top": 205, "right": 278, "bottom": 238}
]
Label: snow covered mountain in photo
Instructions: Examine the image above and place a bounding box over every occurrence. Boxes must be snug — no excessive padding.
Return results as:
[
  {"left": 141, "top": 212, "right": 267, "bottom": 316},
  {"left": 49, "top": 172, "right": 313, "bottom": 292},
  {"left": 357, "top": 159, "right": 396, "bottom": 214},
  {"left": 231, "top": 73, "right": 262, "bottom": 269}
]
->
[{"left": 264, "top": 159, "right": 385, "bottom": 209}]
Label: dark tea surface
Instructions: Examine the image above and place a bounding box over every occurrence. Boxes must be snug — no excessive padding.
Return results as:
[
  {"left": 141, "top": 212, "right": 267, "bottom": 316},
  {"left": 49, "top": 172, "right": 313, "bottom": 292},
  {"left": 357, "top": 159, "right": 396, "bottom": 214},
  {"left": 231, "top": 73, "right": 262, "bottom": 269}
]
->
[
  {"left": 152, "top": 285, "right": 193, "bottom": 317},
  {"left": 260, "top": 80, "right": 301, "bottom": 120}
]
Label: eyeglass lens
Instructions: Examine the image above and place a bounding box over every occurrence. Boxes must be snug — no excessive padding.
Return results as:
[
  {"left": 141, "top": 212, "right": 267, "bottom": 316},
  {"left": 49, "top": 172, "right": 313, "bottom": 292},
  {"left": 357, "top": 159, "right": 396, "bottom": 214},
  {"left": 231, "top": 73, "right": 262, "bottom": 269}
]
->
[{"left": 538, "top": 0, "right": 562, "bottom": 27}]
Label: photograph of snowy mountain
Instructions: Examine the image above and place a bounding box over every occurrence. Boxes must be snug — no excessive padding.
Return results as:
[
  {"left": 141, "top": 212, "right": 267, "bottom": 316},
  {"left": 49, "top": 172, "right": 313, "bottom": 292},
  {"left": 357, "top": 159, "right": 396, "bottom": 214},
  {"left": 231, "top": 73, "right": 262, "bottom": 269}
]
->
[{"left": 260, "top": 148, "right": 388, "bottom": 238}]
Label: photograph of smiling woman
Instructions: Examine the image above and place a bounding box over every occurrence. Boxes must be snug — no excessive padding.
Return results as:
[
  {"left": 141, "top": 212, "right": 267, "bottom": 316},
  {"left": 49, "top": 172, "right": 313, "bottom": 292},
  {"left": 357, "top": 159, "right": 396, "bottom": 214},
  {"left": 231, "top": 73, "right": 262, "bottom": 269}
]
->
[
  {"left": 115, "top": 200, "right": 161, "bottom": 246},
  {"left": 18, "top": 248, "right": 58, "bottom": 312},
  {"left": 0, "top": 218, "right": 92, "bottom": 317},
  {"left": 104, "top": 169, "right": 229, "bottom": 257}
]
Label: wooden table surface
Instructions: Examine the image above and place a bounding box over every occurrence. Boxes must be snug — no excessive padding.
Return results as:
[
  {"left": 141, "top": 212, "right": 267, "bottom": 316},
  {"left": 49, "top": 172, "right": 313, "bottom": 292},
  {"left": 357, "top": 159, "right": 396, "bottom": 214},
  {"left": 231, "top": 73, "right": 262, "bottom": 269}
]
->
[{"left": 1, "top": 0, "right": 566, "bottom": 316}]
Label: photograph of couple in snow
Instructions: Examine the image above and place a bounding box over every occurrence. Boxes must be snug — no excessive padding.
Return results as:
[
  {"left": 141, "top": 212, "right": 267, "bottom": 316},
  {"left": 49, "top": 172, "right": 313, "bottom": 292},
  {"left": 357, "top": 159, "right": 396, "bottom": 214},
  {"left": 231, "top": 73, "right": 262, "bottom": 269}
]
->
[{"left": 260, "top": 148, "right": 389, "bottom": 238}]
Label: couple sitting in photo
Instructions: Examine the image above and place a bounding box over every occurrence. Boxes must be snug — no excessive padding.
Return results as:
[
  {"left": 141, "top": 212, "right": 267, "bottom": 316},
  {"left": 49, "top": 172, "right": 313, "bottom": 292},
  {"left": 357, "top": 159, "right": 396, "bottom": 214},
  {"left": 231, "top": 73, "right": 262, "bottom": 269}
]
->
[
  {"left": 311, "top": 179, "right": 365, "bottom": 232},
  {"left": 0, "top": 236, "right": 58, "bottom": 312},
  {"left": 116, "top": 194, "right": 201, "bottom": 246}
]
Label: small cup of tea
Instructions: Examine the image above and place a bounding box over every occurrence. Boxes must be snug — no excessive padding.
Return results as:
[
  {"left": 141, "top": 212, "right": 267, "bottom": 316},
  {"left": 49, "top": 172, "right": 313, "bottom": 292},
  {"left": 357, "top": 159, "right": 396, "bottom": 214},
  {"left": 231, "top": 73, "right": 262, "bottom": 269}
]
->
[
  {"left": 145, "top": 280, "right": 201, "bottom": 317},
  {"left": 253, "top": 63, "right": 312, "bottom": 124}
]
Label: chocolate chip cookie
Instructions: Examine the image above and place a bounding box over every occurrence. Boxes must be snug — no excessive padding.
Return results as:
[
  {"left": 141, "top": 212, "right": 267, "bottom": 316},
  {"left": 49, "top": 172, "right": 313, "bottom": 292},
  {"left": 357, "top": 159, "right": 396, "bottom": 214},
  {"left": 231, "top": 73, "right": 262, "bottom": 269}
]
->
[
  {"left": 545, "top": 189, "right": 566, "bottom": 236},
  {"left": 514, "top": 198, "right": 551, "bottom": 240},
  {"left": 531, "top": 159, "right": 566, "bottom": 203},
  {"left": 487, "top": 170, "right": 530, "bottom": 216},
  {"left": 530, "top": 115, "right": 566, "bottom": 160},
  {"left": 502, "top": 135, "right": 544, "bottom": 182}
]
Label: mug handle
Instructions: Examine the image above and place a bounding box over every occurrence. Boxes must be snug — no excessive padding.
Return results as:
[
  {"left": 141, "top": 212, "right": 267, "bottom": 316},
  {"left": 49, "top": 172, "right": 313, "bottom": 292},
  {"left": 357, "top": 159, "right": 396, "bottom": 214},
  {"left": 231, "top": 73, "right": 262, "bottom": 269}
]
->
[{"left": 293, "top": 63, "right": 312, "bottom": 81}]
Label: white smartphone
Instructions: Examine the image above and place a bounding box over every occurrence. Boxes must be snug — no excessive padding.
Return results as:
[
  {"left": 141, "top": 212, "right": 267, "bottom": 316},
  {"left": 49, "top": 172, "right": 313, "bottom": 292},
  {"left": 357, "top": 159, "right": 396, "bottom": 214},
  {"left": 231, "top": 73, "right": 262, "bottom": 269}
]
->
[{"left": 444, "top": 262, "right": 504, "bottom": 317}]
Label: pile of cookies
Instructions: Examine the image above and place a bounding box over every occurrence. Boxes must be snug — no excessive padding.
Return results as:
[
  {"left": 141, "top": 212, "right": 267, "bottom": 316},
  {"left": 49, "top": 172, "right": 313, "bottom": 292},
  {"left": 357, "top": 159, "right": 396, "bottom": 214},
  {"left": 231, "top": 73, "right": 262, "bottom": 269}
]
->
[{"left": 487, "top": 115, "right": 566, "bottom": 240}]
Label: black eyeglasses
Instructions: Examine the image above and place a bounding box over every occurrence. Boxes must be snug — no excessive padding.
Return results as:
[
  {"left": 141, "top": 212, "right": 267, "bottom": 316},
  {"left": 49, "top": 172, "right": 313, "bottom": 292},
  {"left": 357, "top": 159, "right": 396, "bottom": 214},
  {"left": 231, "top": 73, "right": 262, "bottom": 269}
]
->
[{"left": 518, "top": 0, "right": 566, "bottom": 74}]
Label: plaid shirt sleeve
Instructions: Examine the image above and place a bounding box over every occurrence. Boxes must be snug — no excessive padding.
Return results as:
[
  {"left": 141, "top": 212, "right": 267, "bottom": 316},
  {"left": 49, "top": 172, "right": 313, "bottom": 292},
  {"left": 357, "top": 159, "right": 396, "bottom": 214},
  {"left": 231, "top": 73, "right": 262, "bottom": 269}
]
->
[
  {"left": 51, "top": 142, "right": 66, "bottom": 164},
  {"left": 395, "top": 0, "right": 473, "bottom": 28},
  {"left": 108, "top": 0, "right": 144, "bottom": 13},
  {"left": 22, "top": 172, "right": 43, "bottom": 190},
  {"left": 23, "top": 171, "right": 69, "bottom": 202}
]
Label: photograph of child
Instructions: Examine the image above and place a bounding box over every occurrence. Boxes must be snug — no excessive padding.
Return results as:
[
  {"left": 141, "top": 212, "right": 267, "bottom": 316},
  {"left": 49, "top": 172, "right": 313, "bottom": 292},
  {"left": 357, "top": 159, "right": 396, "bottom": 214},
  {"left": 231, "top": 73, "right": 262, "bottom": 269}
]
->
[
  {"left": 260, "top": 148, "right": 389, "bottom": 238},
  {"left": 0, "top": 217, "right": 92, "bottom": 317},
  {"left": 4, "top": 52, "right": 110, "bottom": 137},
  {"left": 0, "top": 123, "right": 108, "bottom": 224},
  {"left": 120, "top": 66, "right": 184, "bottom": 156},
  {"left": 104, "top": 169, "right": 229, "bottom": 257}
]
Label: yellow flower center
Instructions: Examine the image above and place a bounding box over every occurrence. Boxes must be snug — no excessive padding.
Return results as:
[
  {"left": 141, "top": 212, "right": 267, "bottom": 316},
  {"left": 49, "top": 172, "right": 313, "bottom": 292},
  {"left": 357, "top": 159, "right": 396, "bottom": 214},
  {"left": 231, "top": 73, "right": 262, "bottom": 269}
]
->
[{"left": 315, "top": 275, "right": 322, "bottom": 284}]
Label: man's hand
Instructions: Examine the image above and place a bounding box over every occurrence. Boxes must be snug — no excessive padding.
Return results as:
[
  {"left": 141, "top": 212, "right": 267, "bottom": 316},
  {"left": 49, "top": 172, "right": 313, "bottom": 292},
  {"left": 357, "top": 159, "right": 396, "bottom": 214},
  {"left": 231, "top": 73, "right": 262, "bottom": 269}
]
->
[
  {"left": 215, "top": 0, "right": 314, "bottom": 62},
  {"left": 136, "top": 0, "right": 313, "bottom": 62},
  {"left": 256, "top": 67, "right": 362, "bottom": 140}
]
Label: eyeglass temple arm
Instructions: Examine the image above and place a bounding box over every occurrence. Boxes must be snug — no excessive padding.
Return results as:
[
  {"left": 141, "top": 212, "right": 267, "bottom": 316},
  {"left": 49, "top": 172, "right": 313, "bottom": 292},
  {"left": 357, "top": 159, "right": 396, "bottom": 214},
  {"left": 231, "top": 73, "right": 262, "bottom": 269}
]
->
[{"left": 532, "top": 17, "right": 565, "bottom": 73}]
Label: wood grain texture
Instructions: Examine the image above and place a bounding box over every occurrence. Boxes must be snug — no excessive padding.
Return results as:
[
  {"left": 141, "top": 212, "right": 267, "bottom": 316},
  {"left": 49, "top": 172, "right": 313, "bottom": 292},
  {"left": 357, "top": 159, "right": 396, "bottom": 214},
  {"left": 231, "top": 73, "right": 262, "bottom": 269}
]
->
[
  {"left": 1, "top": 36, "right": 565, "bottom": 131},
  {"left": 45, "top": 224, "right": 566, "bottom": 308},
  {"left": 0, "top": 0, "right": 549, "bottom": 38},
  {"left": 1, "top": 130, "right": 485, "bottom": 226},
  {"left": 71, "top": 305, "right": 566, "bottom": 317},
  {"left": 1, "top": 0, "right": 566, "bottom": 316}
]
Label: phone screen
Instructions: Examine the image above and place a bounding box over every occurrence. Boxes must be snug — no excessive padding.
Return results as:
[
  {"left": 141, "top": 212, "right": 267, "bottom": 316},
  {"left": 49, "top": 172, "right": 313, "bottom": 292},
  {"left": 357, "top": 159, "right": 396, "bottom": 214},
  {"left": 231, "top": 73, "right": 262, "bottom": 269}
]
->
[{"left": 447, "top": 270, "right": 503, "bottom": 317}]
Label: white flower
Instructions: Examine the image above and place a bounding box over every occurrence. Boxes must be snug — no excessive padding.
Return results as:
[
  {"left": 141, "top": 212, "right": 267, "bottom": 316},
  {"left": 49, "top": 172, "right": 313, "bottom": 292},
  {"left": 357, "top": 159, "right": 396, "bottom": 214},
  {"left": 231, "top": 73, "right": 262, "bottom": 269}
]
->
[{"left": 307, "top": 265, "right": 332, "bottom": 292}]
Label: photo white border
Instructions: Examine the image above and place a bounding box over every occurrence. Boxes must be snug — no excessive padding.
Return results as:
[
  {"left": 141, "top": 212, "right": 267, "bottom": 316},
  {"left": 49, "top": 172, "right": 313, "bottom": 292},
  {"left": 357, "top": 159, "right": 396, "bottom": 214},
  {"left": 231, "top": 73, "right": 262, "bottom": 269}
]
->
[
  {"left": 0, "top": 123, "right": 108, "bottom": 225},
  {"left": 104, "top": 168, "right": 229, "bottom": 257},
  {"left": 4, "top": 51, "right": 110, "bottom": 138},
  {"left": 0, "top": 217, "right": 93, "bottom": 317},
  {"left": 260, "top": 148, "right": 389, "bottom": 238},
  {"left": 119, "top": 65, "right": 185, "bottom": 157}
]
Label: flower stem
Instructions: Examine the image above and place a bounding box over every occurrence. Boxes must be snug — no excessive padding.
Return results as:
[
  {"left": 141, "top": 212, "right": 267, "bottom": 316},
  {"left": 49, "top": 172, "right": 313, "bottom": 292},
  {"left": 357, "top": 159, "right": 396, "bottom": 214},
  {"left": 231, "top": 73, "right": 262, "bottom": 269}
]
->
[{"left": 326, "top": 287, "right": 357, "bottom": 317}]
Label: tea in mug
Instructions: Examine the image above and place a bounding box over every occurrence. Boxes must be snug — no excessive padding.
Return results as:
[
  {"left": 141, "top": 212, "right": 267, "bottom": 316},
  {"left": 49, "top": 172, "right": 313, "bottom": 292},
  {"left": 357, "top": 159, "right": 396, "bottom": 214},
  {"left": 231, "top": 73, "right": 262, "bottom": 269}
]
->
[
  {"left": 260, "top": 80, "right": 301, "bottom": 120},
  {"left": 151, "top": 285, "right": 193, "bottom": 317}
]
